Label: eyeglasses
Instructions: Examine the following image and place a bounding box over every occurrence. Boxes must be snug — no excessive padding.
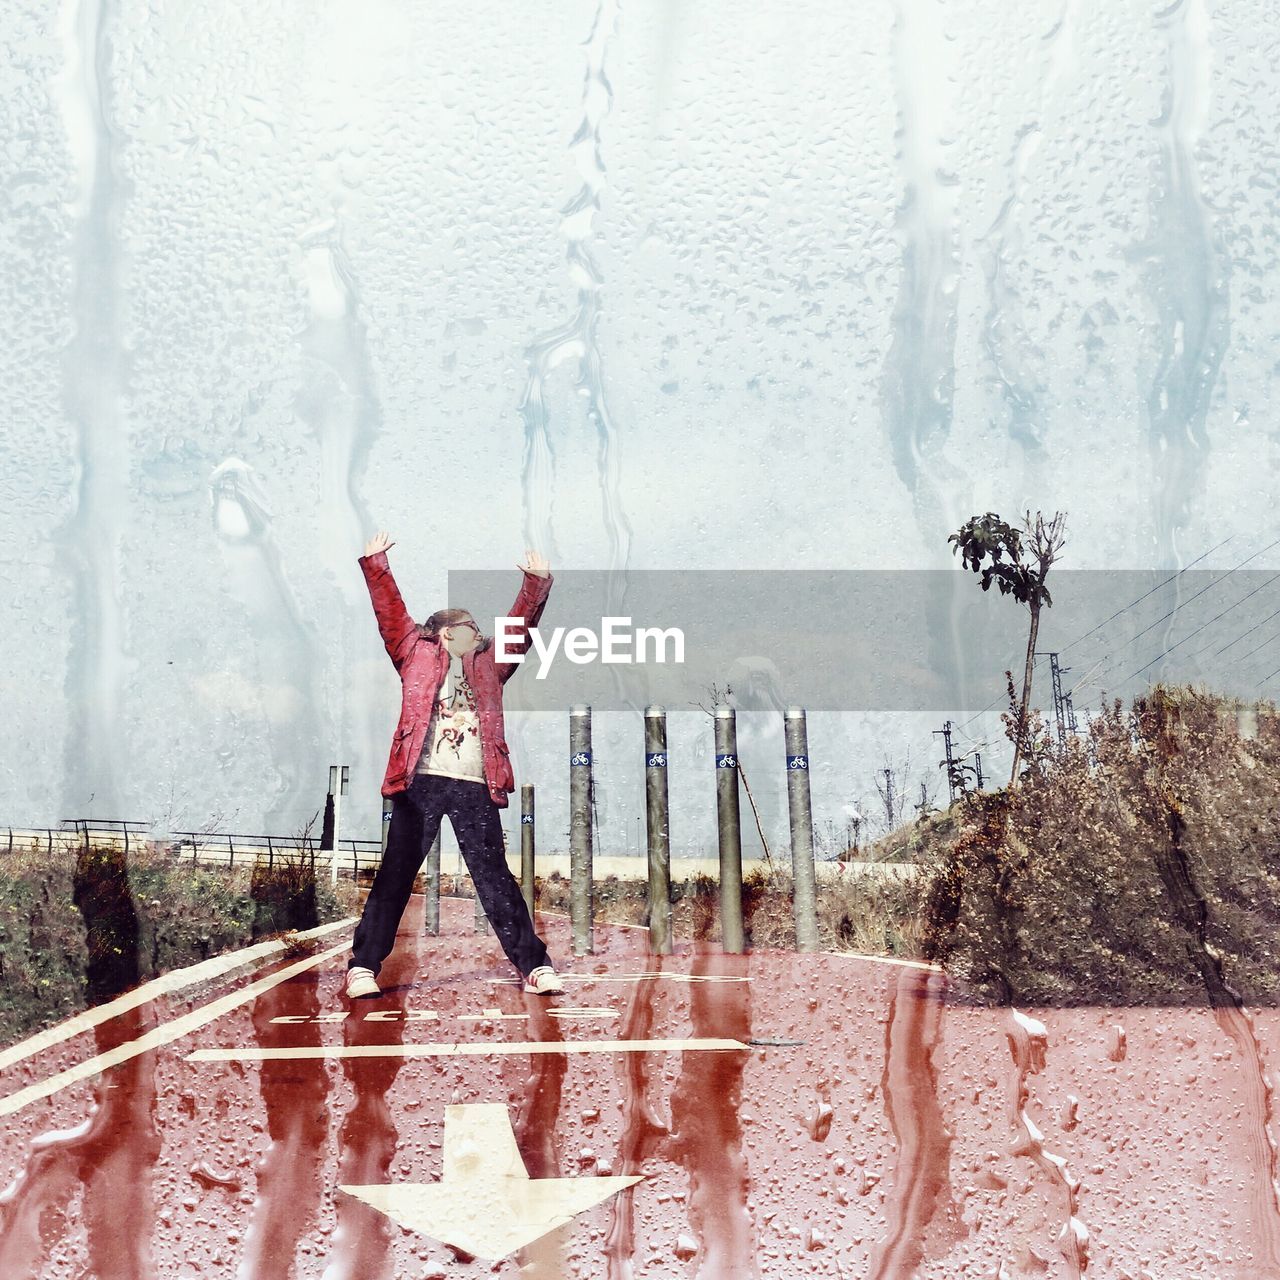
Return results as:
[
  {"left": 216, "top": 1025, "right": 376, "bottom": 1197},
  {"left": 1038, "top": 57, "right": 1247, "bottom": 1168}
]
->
[{"left": 445, "top": 620, "right": 479, "bottom": 633}]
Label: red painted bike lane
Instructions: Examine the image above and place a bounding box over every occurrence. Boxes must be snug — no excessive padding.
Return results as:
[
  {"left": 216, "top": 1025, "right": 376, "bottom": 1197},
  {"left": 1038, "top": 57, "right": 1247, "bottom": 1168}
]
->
[{"left": 2, "top": 894, "right": 1279, "bottom": 1278}]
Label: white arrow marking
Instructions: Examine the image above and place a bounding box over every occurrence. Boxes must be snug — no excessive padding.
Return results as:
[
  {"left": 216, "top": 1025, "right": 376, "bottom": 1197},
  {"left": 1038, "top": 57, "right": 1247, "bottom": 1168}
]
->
[{"left": 339, "top": 1103, "right": 643, "bottom": 1259}]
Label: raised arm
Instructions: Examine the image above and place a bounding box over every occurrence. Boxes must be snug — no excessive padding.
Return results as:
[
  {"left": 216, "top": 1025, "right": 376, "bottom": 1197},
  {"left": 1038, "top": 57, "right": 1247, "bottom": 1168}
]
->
[
  {"left": 495, "top": 548, "right": 554, "bottom": 684},
  {"left": 358, "top": 531, "right": 418, "bottom": 675}
]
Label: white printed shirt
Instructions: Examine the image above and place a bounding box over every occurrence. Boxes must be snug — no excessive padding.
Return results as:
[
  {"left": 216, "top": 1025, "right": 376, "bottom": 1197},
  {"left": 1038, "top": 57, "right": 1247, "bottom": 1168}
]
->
[{"left": 415, "top": 654, "right": 485, "bottom": 783}]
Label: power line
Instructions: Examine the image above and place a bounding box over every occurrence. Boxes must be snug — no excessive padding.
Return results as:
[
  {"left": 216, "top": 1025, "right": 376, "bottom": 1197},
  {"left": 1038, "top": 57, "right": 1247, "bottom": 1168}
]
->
[
  {"left": 1109, "top": 571, "right": 1280, "bottom": 692},
  {"left": 1057, "top": 534, "right": 1240, "bottom": 658},
  {"left": 1185, "top": 600, "right": 1280, "bottom": 666},
  {"left": 1223, "top": 624, "right": 1280, "bottom": 670},
  {"left": 1067, "top": 538, "right": 1280, "bottom": 702}
]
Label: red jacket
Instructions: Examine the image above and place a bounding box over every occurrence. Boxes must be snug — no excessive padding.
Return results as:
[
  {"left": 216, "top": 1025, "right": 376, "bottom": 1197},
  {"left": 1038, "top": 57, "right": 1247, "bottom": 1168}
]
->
[{"left": 358, "top": 550, "right": 554, "bottom": 806}]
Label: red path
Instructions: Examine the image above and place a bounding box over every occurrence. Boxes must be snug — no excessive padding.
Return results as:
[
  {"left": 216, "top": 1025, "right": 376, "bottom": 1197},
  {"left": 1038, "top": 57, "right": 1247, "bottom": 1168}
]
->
[{"left": 1, "top": 893, "right": 1278, "bottom": 1278}]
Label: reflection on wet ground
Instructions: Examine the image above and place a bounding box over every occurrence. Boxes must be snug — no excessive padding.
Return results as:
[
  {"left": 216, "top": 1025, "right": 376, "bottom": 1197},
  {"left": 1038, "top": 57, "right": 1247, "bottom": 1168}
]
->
[
  {"left": 5, "top": 892, "right": 1280, "bottom": 1276},
  {"left": 2, "top": 844, "right": 162, "bottom": 1279}
]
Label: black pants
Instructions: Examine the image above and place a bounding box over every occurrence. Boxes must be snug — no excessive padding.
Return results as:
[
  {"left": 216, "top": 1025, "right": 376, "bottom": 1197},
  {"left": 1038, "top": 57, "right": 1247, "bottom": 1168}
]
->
[{"left": 348, "top": 772, "right": 551, "bottom": 980}]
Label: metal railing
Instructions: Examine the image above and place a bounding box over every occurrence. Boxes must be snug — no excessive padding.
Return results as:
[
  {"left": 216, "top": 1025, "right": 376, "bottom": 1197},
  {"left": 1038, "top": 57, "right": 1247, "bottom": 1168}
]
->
[
  {"left": 1, "top": 822, "right": 385, "bottom": 881},
  {"left": 168, "top": 831, "right": 384, "bottom": 879},
  {"left": 4, "top": 820, "right": 151, "bottom": 855}
]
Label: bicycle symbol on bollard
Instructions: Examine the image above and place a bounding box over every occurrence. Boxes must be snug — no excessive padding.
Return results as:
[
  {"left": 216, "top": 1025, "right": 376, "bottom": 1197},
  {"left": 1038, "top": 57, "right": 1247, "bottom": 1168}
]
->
[
  {"left": 716, "top": 754, "right": 738, "bottom": 769},
  {"left": 646, "top": 752, "right": 667, "bottom": 767},
  {"left": 570, "top": 751, "right": 592, "bottom": 766},
  {"left": 787, "top": 755, "right": 809, "bottom": 770}
]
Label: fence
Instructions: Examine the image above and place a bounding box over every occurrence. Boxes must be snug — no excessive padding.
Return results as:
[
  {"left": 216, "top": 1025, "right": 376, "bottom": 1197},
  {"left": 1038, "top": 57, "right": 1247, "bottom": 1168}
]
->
[
  {"left": 0, "top": 822, "right": 385, "bottom": 880},
  {"left": 7, "top": 704, "right": 918, "bottom": 954}
]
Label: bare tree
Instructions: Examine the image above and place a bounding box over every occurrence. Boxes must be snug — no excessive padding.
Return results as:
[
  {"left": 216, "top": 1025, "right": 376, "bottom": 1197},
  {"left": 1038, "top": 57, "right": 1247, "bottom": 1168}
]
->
[
  {"left": 873, "top": 747, "right": 917, "bottom": 835},
  {"left": 290, "top": 809, "right": 322, "bottom": 870},
  {"left": 948, "top": 508, "right": 1068, "bottom": 786}
]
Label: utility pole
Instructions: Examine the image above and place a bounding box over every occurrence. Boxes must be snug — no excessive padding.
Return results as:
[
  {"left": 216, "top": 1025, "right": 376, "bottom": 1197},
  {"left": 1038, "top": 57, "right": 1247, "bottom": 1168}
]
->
[
  {"left": 1037, "top": 650, "right": 1073, "bottom": 746},
  {"left": 935, "top": 720, "right": 984, "bottom": 801},
  {"left": 933, "top": 721, "right": 959, "bottom": 805},
  {"left": 970, "top": 750, "right": 985, "bottom": 790},
  {"left": 1063, "top": 689, "right": 1079, "bottom": 735}
]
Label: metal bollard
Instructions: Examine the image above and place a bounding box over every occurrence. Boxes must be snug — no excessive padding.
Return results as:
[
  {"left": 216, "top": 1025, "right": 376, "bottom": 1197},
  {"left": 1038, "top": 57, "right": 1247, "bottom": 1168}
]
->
[
  {"left": 424, "top": 830, "right": 441, "bottom": 936},
  {"left": 715, "top": 705, "right": 745, "bottom": 954},
  {"left": 785, "top": 706, "right": 818, "bottom": 951},
  {"left": 521, "top": 783, "right": 536, "bottom": 921},
  {"left": 645, "top": 705, "right": 673, "bottom": 955},
  {"left": 475, "top": 823, "right": 507, "bottom": 935},
  {"left": 570, "top": 704, "right": 595, "bottom": 955}
]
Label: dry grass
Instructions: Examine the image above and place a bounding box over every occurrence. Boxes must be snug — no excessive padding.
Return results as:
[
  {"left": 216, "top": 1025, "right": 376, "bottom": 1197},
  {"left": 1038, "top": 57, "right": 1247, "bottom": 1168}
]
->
[
  {"left": 445, "top": 863, "right": 928, "bottom": 960},
  {"left": 920, "top": 683, "right": 1280, "bottom": 1006}
]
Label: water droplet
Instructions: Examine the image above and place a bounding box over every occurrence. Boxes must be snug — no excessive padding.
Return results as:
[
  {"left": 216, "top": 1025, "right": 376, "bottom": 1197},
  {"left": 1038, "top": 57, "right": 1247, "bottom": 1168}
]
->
[
  {"left": 674, "top": 1233, "right": 698, "bottom": 1261},
  {"left": 1107, "top": 1024, "right": 1127, "bottom": 1061}
]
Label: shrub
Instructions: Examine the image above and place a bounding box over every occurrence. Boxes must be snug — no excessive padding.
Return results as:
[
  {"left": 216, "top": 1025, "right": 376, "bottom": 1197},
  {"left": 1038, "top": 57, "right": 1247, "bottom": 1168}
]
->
[{"left": 921, "top": 684, "right": 1280, "bottom": 1006}]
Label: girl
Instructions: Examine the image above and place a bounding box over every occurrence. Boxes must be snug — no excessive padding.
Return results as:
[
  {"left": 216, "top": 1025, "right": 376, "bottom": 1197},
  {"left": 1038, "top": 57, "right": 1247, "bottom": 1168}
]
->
[{"left": 345, "top": 530, "right": 563, "bottom": 997}]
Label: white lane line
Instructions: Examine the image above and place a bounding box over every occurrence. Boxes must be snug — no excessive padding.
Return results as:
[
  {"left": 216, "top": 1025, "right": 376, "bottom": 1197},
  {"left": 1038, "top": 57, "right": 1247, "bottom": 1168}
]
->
[
  {"left": 186, "top": 1037, "right": 749, "bottom": 1062},
  {"left": 0, "top": 939, "right": 352, "bottom": 1118},
  {"left": 0, "top": 917, "right": 357, "bottom": 1074},
  {"left": 819, "top": 951, "right": 944, "bottom": 973},
  {"left": 533, "top": 909, "right": 650, "bottom": 931},
  {"left": 485, "top": 973, "right": 753, "bottom": 985}
]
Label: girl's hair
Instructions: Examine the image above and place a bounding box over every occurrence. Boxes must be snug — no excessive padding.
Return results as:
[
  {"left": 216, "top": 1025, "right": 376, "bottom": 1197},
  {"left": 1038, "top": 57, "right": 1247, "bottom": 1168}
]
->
[{"left": 420, "top": 608, "right": 492, "bottom": 653}]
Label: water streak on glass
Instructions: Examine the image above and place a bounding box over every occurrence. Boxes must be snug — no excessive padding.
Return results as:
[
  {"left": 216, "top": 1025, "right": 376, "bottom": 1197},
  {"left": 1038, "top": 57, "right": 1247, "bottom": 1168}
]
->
[
  {"left": 322, "top": 979, "right": 408, "bottom": 1280},
  {"left": 667, "top": 947, "right": 756, "bottom": 1277},
  {"left": 50, "top": 0, "right": 130, "bottom": 817},
  {"left": 236, "top": 974, "right": 330, "bottom": 1279},
  {"left": 209, "top": 456, "right": 327, "bottom": 832},
  {"left": 880, "top": 0, "right": 962, "bottom": 558},
  {"left": 1005, "top": 1009, "right": 1088, "bottom": 1277},
  {"left": 603, "top": 953, "right": 670, "bottom": 1278},
  {"left": 514, "top": 0, "right": 644, "bottom": 732},
  {"left": 512, "top": 1002, "right": 569, "bottom": 1275},
  {"left": 868, "top": 966, "right": 960, "bottom": 1278},
  {"left": 1138, "top": 0, "right": 1229, "bottom": 569},
  {"left": 0, "top": 846, "right": 161, "bottom": 1277}
]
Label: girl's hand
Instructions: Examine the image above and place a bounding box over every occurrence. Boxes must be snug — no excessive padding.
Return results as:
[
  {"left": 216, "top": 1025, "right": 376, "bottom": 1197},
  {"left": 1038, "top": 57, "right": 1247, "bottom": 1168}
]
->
[
  {"left": 364, "top": 530, "right": 396, "bottom": 557},
  {"left": 518, "top": 548, "right": 550, "bottom": 578}
]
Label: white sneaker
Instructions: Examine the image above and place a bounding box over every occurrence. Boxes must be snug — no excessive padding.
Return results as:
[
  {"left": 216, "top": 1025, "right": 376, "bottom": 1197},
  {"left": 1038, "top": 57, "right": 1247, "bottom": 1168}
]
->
[
  {"left": 345, "top": 966, "right": 381, "bottom": 999},
  {"left": 523, "top": 965, "right": 564, "bottom": 995}
]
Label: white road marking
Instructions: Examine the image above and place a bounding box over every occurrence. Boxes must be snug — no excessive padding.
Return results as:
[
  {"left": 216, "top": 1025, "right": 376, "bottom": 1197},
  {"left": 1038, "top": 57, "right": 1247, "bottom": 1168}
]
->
[
  {"left": 0, "top": 939, "right": 352, "bottom": 1118},
  {"left": 339, "top": 1103, "right": 644, "bottom": 1259},
  {"left": 819, "top": 951, "right": 944, "bottom": 973},
  {"left": 186, "top": 1037, "right": 749, "bottom": 1063},
  {"left": 486, "top": 972, "right": 752, "bottom": 985},
  {"left": 0, "top": 917, "right": 357, "bottom": 1074}
]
